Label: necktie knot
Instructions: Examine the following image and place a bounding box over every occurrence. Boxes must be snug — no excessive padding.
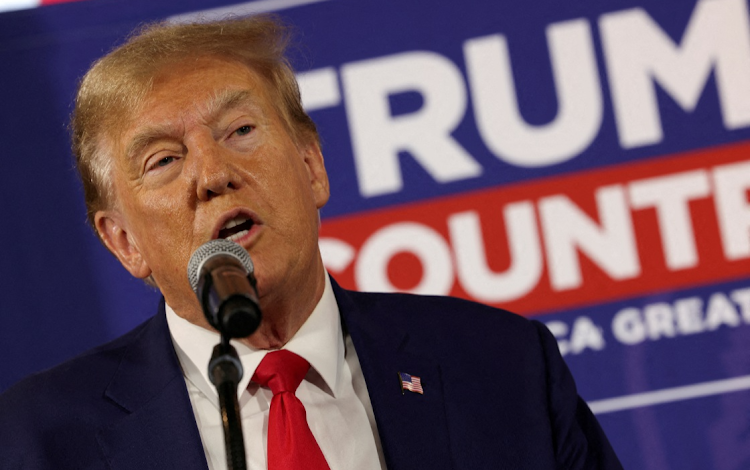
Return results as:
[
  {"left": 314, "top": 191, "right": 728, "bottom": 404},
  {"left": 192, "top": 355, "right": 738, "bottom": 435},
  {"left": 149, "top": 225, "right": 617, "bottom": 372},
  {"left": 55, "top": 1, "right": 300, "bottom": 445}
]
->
[{"left": 252, "top": 349, "right": 310, "bottom": 395}]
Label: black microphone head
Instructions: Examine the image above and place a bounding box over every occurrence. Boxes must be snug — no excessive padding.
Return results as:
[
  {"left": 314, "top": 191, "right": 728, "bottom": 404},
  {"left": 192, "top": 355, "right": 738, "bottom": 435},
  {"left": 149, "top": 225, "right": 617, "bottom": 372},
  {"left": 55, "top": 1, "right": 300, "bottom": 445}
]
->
[{"left": 187, "top": 239, "right": 254, "bottom": 294}]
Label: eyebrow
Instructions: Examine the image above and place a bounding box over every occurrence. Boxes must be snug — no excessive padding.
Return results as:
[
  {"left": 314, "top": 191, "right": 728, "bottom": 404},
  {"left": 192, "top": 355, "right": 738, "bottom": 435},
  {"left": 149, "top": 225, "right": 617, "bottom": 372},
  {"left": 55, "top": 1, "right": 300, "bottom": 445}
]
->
[{"left": 124, "top": 89, "right": 257, "bottom": 161}]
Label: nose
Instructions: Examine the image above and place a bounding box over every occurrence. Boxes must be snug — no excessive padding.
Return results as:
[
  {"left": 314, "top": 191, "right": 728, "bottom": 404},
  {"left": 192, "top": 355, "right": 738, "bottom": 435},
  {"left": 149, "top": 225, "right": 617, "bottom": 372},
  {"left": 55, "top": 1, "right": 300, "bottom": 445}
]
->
[{"left": 190, "top": 134, "right": 243, "bottom": 201}]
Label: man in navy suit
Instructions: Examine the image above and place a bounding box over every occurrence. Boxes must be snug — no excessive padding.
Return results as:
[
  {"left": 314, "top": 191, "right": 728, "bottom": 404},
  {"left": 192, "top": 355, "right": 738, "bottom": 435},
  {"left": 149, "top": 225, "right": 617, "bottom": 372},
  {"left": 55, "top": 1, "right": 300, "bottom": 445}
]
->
[{"left": 0, "top": 16, "right": 622, "bottom": 469}]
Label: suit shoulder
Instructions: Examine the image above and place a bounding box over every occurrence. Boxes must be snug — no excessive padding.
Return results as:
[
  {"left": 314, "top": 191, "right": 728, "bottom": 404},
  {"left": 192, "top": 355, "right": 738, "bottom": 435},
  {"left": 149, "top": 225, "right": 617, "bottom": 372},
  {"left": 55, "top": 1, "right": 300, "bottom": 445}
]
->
[
  {"left": 0, "top": 312, "right": 172, "bottom": 468},
  {"left": 342, "top": 288, "right": 540, "bottom": 339},
  {"left": 0, "top": 313, "right": 157, "bottom": 412}
]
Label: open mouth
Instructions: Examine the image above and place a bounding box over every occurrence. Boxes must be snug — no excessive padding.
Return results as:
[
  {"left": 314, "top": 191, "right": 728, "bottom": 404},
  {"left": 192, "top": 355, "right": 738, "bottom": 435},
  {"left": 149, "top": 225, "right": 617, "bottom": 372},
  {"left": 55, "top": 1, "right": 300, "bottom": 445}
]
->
[{"left": 218, "top": 215, "right": 255, "bottom": 242}]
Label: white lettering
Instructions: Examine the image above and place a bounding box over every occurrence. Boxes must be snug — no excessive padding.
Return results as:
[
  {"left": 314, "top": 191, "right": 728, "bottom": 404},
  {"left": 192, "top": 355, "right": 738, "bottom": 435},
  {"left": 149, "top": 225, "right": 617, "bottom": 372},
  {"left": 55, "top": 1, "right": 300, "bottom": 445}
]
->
[
  {"left": 704, "top": 292, "right": 741, "bottom": 330},
  {"left": 319, "top": 237, "right": 355, "bottom": 273},
  {"left": 355, "top": 222, "right": 454, "bottom": 295},
  {"left": 297, "top": 67, "right": 341, "bottom": 111},
  {"left": 341, "top": 51, "right": 482, "bottom": 197},
  {"left": 569, "top": 316, "right": 606, "bottom": 354},
  {"left": 448, "top": 203, "right": 542, "bottom": 303},
  {"left": 713, "top": 160, "right": 750, "bottom": 260},
  {"left": 612, "top": 308, "right": 647, "bottom": 345},
  {"left": 540, "top": 185, "right": 641, "bottom": 290},
  {"left": 644, "top": 303, "right": 676, "bottom": 340},
  {"left": 674, "top": 297, "right": 705, "bottom": 335},
  {"left": 464, "top": 19, "right": 602, "bottom": 166},
  {"left": 730, "top": 287, "right": 750, "bottom": 323},
  {"left": 628, "top": 170, "right": 710, "bottom": 270},
  {"left": 611, "top": 288, "right": 750, "bottom": 347},
  {"left": 600, "top": 0, "right": 750, "bottom": 148}
]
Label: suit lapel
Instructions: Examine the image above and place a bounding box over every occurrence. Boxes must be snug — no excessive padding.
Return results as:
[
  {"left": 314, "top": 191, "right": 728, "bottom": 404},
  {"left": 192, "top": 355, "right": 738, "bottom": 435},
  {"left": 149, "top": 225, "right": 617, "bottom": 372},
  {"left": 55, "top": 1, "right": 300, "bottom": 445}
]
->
[
  {"left": 333, "top": 280, "right": 454, "bottom": 470},
  {"left": 97, "top": 302, "right": 208, "bottom": 470},
  {"left": 96, "top": 283, "right": 454, "bottom": 469}
]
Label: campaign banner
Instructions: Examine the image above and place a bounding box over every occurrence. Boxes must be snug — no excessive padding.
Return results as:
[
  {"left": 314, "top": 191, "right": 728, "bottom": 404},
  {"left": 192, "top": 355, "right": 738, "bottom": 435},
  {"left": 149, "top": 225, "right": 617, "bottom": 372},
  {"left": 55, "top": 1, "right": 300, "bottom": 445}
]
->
[{"left": 1, "top": 0, "right": 749, "bottom": 468}]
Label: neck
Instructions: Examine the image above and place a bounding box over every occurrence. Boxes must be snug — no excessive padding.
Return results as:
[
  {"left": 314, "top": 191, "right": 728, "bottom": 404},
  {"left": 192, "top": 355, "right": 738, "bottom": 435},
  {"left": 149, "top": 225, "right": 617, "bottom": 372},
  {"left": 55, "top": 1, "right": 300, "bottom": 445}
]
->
[
  {"left": 240, "top": 262, "right": 327, "bottom": 350},
  {"left": 163, "top": 258, "right": 328, "bottom": 349}
]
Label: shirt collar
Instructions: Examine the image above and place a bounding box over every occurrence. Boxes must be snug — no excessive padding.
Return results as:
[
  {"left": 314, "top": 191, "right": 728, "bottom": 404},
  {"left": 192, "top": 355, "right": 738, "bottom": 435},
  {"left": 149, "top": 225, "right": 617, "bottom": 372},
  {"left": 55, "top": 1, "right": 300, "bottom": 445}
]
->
[{"left": 166, "top": 274, "right": 344, "bottom": 406}]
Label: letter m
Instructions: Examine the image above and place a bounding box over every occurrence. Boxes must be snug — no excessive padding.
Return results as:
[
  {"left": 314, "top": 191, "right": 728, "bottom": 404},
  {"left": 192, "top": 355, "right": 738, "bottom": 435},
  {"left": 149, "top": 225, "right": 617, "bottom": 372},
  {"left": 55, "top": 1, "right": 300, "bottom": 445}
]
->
[{"left": 600, "top": 0, "right": 750, "bottom": 148}]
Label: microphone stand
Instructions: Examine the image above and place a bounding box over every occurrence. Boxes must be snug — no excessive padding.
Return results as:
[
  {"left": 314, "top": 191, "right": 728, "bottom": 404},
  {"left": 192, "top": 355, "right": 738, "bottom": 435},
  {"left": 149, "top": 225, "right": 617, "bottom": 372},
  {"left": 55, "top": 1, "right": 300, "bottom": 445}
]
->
[
  {"left": 209, "top": 335, "right": 247, "bottom": 470},
  {"left": 189, "top": 239, "right": 262, "bottom": 470}
]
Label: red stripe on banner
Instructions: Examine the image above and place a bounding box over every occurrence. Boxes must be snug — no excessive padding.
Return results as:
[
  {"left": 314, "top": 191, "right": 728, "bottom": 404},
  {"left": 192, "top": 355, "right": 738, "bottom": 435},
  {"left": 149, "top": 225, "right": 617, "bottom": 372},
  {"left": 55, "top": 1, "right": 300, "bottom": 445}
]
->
[{"left": 320, "top": 141, "right": 750, "bottom": 316}]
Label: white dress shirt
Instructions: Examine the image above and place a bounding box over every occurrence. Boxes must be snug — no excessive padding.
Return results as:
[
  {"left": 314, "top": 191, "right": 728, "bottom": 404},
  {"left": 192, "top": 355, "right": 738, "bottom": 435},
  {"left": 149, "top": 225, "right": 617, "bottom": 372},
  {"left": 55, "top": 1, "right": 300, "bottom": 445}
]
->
[{"left": 165, "top": 274, "right": 386, "bottom": 470}]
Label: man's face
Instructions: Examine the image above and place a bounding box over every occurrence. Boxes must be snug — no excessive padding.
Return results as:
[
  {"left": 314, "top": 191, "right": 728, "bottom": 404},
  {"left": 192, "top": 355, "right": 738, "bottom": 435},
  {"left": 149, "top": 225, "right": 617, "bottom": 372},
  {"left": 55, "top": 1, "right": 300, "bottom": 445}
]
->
[{"left": 95, "top": 57, "right": 329, "bottom": 329}]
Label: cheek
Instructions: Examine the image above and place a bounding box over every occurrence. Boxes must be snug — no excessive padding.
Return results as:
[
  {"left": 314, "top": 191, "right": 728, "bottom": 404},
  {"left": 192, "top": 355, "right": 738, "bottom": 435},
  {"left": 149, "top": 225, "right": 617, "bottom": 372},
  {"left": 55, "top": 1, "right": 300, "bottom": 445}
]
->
[
  {"left": 121, "top": 190, "right": 195, "bottom": 258},
  {"left": 251, "top": 153, "right": 309, "bottom": 211},
  {"left": 135, "top": 183, "right": 193, "bottom": 223},
  {"left": 273, "top": 155, "right": 318, "bottom": 205}
]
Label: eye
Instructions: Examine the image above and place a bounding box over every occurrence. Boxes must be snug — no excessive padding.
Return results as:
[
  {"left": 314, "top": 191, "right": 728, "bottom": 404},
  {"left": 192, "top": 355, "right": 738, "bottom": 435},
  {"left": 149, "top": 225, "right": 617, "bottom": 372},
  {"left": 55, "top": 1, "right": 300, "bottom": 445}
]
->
[
  {"left": 146, "top": 155, "right": 177, "bottom": 173},
  {"left": 235, "top": 125, "right": 254, "bottom": 136},
  {"left": 156, "top": 156, "right": 175, "bottom": 167}
]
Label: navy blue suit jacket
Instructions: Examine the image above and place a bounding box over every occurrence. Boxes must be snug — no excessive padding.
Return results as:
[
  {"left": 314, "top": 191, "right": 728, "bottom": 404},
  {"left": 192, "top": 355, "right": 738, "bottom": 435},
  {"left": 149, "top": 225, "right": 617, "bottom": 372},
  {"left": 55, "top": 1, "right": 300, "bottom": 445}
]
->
[{"left": 0, "top": 280, "right": 622, "bottom": 469}]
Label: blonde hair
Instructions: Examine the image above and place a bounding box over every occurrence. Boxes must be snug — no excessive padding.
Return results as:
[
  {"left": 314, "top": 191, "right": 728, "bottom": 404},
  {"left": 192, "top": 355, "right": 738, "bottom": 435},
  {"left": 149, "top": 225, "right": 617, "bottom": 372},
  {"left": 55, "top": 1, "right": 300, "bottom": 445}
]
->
[{"left": 71, "top": 15, "right": 318, "bottom": 228}]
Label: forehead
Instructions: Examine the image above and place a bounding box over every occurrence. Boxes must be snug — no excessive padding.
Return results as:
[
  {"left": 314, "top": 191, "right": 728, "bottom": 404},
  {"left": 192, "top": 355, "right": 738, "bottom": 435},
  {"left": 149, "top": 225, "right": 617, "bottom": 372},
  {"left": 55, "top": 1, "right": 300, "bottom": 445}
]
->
[{"left": 140, "top": 57, "right": 271, "bottom": 122}]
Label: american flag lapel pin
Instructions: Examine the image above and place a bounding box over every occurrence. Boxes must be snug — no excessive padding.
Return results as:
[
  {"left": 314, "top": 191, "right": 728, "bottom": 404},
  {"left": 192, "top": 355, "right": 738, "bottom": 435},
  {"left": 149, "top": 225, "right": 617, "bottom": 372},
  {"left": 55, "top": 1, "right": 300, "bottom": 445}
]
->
[{"left": 398, "top": 371, "right": 424, "bottom": 395}]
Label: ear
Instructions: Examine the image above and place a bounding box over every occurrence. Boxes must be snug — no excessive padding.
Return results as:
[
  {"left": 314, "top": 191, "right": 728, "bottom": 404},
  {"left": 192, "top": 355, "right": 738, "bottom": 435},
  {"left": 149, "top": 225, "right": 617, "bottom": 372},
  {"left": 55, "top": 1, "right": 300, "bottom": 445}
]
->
[
  {"left": 302, "top": 141, "right": 330, "bottom": 209},
  {"left": 94, "top": 210, "right": 152, "bottom": 279}
]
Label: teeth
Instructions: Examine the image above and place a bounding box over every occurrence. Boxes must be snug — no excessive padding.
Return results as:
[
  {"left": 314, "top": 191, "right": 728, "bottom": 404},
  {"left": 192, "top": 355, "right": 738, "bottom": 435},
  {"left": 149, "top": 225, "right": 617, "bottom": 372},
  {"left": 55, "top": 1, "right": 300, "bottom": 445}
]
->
[
  {"left": 225, "top": 230, "right": 249, "bottom": 242},
  {"left": 223, "top": 216, "right": 248, "bottom": 230}
]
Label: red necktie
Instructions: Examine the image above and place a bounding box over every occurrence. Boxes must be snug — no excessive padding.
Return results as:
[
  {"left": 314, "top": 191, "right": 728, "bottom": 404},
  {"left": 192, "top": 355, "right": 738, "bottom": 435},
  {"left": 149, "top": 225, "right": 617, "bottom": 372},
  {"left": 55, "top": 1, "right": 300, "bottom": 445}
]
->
[{"left": 252, "top": 350, "right": 331, "bottom": 470}]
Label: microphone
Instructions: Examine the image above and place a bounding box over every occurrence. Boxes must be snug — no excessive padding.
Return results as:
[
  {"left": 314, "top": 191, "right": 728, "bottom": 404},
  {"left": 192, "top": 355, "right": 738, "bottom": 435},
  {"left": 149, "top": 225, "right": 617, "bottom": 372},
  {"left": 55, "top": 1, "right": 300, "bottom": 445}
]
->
[{"left": 187, "top": 239, "right": 262, "bottom": 338}]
